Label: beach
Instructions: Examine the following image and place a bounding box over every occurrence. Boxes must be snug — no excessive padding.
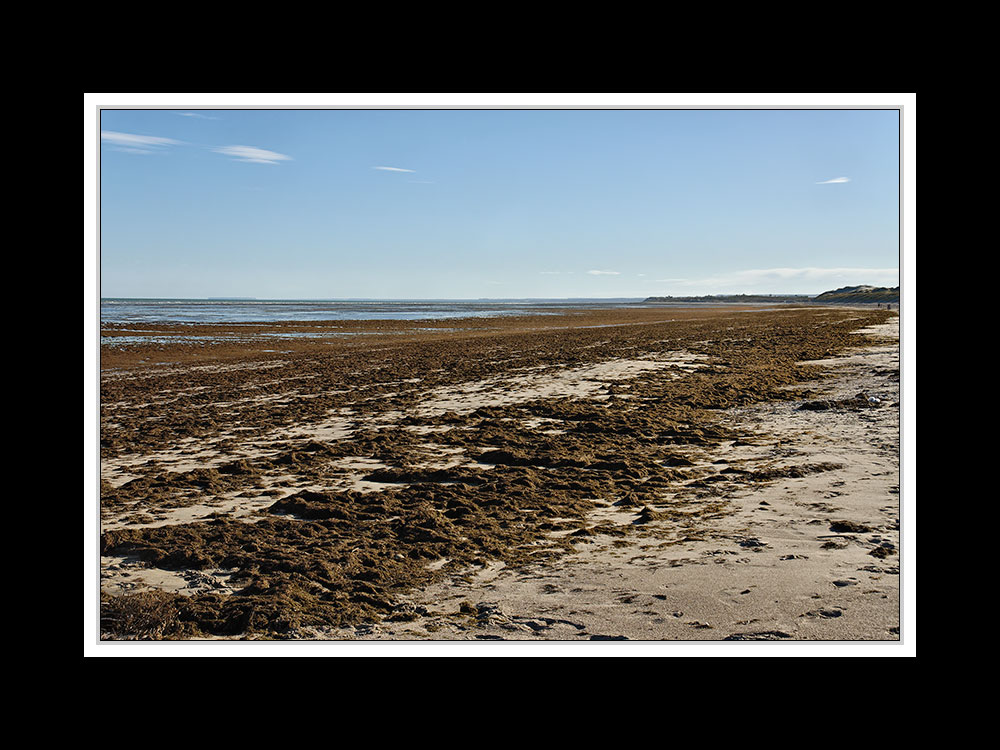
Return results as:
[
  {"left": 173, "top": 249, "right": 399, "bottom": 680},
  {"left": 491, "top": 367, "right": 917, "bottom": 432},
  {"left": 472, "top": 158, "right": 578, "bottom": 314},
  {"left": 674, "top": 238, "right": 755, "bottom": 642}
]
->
[{"left": 97, "top": 304, "right": 902, "bottom": 642}]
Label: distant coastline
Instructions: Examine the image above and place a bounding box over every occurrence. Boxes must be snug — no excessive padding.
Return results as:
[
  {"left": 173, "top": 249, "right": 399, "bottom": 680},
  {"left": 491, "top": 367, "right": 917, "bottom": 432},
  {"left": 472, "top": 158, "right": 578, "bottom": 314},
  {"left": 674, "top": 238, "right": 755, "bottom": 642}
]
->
[
  {"left": 643, "top": 294, "right": 812, "bottom": 304},
  {"left": 644, "top": 285, "right": 900, "bottom": 305}
]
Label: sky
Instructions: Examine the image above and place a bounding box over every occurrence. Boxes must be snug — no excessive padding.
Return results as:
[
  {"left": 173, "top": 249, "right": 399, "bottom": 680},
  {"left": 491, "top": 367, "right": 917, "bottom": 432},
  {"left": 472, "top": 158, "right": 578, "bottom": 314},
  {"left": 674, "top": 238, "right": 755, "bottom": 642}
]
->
[{"left": 98, "top": 106, "right": 901, "bottom": 299}]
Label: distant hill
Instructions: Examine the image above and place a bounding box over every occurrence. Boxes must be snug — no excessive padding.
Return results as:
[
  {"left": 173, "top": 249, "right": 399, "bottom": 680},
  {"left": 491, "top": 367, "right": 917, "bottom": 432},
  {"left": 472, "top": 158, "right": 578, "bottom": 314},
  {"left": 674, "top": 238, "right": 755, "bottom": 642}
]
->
[{"left": 812, "top": 285, "right": 899, "bottom": 303}]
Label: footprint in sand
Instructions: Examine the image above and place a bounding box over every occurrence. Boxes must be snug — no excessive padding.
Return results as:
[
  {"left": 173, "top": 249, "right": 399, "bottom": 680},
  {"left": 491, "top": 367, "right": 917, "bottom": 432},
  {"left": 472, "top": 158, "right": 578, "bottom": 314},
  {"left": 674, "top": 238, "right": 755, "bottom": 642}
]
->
[{"left": 801, "top": 607, "right": 844, "bottom": 619}]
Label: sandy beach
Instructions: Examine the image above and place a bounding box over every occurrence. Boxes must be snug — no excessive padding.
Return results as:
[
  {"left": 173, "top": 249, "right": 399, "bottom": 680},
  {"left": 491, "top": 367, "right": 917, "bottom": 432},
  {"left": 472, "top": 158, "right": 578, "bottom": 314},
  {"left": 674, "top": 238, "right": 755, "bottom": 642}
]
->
[{"left": 97, "top": 305, "right": 903, "bottom": 644}]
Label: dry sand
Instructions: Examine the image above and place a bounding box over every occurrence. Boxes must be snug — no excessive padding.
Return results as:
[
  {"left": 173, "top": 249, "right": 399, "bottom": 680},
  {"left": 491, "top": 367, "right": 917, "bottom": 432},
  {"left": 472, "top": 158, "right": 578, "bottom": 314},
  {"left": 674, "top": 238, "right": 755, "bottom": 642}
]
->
[{"left": 92, "top": 306, "right": 908, "bottom": 651}]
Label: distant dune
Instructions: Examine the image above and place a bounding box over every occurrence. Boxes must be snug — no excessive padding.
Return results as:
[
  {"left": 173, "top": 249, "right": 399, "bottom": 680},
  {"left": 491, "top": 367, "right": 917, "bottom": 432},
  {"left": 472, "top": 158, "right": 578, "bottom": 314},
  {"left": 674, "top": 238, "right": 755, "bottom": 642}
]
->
[{"left": 811, "top": 285, "right": 899, "bottom": 303}]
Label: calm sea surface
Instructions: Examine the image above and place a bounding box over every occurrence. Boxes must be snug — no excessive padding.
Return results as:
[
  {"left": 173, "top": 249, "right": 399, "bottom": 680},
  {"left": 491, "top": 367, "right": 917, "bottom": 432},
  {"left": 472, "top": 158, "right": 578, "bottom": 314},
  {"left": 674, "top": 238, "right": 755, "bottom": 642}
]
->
[{"left": 101, "top": 298, "right": 645, "bottom": 325}]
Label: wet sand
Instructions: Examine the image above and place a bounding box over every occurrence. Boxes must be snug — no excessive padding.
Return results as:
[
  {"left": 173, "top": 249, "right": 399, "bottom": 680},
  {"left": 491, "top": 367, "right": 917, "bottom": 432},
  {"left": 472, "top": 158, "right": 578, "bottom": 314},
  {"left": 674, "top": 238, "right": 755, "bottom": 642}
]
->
[{"left": 95, "top": 305, "right": 904, "bottom": 646}]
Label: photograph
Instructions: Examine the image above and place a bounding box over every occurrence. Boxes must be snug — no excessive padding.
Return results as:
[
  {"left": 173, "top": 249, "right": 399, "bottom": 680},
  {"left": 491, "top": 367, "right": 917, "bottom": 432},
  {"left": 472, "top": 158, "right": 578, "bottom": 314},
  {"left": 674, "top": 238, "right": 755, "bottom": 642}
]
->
[{"left": 85, "top": 94, "right": 913, "bottom": 655}]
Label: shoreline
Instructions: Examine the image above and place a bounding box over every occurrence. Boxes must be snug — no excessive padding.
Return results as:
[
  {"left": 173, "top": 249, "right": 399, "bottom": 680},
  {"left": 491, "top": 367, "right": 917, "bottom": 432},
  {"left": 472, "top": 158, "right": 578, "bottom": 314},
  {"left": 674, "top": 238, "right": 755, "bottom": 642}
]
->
[{"left": 96, "top": 305, "right": 902, "bottom": 644}]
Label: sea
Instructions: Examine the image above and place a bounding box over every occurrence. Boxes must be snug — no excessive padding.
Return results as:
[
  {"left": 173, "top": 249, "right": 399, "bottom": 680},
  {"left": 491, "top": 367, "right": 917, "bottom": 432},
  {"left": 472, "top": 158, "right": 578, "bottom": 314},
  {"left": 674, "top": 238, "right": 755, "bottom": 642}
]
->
[{"left": 100, "top": 298, "right": 646, "bottom": 325}]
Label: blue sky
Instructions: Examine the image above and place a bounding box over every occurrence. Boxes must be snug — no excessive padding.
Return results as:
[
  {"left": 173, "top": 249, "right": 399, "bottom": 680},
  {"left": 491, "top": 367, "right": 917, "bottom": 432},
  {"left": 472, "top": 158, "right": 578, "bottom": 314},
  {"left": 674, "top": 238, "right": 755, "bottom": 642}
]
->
[{"left": 99, "top": 107, "right": 900, "bottom": 299}]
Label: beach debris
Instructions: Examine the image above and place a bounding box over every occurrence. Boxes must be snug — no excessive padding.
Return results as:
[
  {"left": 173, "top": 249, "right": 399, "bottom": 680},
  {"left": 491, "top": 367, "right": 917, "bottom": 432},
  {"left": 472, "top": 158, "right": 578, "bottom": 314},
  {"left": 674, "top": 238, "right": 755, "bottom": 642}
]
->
[
  {"left": 798, "top": 392, "right": 885, "bottom": 411},
  {"left": 829, "top": 520, "right": 873, "bottom": 534},
  {"left": 615, "top": 491, "right": 648, "bottom": 507},
  {"left": 385, "top": 602, "right": 430, "bottom": 622},
  {"left": 635, "top": 506, "right": 662, "bottom": 524},
  {"left": 723, "top": 630, "right": 792, "bottom": 641},
  {"left": 869, "top": 543, "right": 896, "bottom": 559}
]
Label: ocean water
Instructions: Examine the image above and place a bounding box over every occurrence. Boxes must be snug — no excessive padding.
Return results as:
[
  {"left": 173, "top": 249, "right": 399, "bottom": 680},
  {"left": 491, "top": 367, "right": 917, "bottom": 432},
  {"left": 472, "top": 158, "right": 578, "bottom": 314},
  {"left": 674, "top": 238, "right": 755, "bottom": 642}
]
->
[{"left": 100, "top": 298, "right": 644, "bottom": 325}]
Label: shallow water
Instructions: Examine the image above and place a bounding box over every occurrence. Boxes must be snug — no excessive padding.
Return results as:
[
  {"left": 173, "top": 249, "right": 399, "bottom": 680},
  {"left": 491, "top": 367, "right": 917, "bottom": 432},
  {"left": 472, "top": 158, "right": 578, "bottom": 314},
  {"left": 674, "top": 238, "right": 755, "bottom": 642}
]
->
[{"left": 100, "top": 298, "right": 642, "bottom": 325}]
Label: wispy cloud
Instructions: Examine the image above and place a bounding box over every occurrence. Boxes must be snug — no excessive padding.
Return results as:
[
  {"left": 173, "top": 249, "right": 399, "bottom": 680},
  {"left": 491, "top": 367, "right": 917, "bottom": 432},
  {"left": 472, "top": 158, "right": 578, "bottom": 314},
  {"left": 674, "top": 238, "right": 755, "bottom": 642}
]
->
[
  {"left": 373, "top": 166, "right": 415, "bottom": 172},
  {"left": 101, "top": 130, "right": 183, "bottom": 154},
  {"left": 213, "top": 145, "right": 292, "bottom": 165},
  {"left": 587, "top": 270, "right": 621, "bottom": 276},
  {"left": 668, "top": 267, "right": 897, "bottom": 292},
  {"left": 175, "top": 111, "right": 220, "bottom": 120},
  {"left": 816, "top": 176, "right": 850, "bottom": 184}
]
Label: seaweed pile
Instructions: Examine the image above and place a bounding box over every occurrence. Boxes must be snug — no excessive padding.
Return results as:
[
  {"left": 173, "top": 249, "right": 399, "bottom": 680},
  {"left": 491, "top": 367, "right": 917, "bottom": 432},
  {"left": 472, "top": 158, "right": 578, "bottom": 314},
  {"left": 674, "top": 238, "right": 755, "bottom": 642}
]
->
[{"left": 99, "top": 306, "right": 895, "bottom": 639}]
